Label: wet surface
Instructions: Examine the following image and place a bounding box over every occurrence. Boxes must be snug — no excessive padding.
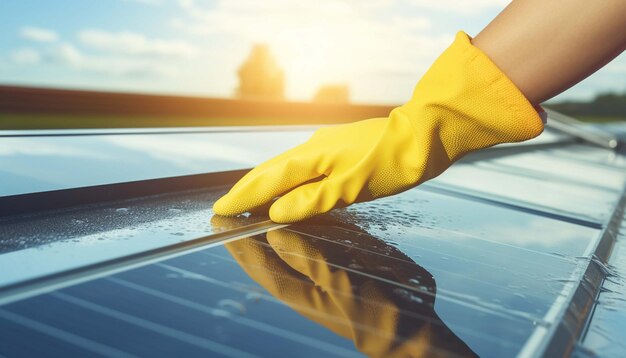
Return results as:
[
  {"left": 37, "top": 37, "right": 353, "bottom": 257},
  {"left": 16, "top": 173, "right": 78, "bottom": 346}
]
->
[
  {"left": 0, "top": 187, "right": 263, "bottom": 286},
  {"left": 578, "top": 213, "right": 626, "bottom": 357},
  {"left": 330, "top": 188, "right": 600, "bottom": 257},
  {"left": 0, "top": 175, "right": 601, "bottom": 290}
]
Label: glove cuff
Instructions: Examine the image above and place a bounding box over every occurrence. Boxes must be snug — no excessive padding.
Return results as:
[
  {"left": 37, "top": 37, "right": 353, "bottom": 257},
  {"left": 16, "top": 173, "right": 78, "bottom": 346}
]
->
[
  {"left": 401, "top": 31, "right": 545, "bottom": 161},
  {"left": 452, "top": 30, "right": 544, "bottom": 139}
]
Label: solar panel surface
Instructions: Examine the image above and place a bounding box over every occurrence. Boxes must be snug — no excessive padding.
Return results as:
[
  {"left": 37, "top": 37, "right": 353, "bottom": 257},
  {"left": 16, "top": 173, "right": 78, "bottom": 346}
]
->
[{"left": 1, "top": 124, "right": 625, "bottom": 357}]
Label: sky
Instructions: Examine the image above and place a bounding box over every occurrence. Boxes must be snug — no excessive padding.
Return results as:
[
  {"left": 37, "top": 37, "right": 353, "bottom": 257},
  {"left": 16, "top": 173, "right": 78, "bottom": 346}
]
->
[{"left": 1, "top": 0, "right": 624, "bottom": 105}]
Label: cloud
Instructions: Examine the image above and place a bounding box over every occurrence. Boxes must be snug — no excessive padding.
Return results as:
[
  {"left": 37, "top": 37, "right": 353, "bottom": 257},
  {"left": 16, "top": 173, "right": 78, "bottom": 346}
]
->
[
  {"left": 177, "top": 0, "right": 194, "bottom": 9},
  {"left": 9, "top": 26, "right": 183, "bottom": 78},
  {"left": 78, "top": 30, "right": 198, "bottom": 58},
  {"left": 19, "top": 26, "right": 59, "bottom": 43},
  {"left": 49, "top": 43, "right": 177, "bottom": 77},
  {"left": 122, "top": 0, "right": 164, "bottom": 5},
  {"left": 16, "top": 44, "right": 178, "bottom": 77},
  {"left": 10, "top": 48, "right": 41, "bottom": 65},
  {"left": 53, "top": 43, "right": 82, "bottom": 64},
  {"left": 604, "top": 61, "right": 626, "bottom": 75}
]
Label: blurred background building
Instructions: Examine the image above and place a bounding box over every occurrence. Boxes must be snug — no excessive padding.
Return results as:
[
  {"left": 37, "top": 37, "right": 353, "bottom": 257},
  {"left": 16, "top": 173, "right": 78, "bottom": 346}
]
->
[
  {"left": 313, "top": 84, "right": 350, "bottom": 104},
  {"left": 236, "top": 45, "right": 284, "bottom": 100}
]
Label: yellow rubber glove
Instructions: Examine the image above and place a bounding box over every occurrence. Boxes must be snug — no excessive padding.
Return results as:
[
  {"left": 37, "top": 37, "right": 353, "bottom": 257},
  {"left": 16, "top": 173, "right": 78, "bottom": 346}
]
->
[
  {"left": 215, "top": 217, "right": 477, "bottom": 357},
  {"left": 213, "top": 31, "right": 544, "bottom": 223}
]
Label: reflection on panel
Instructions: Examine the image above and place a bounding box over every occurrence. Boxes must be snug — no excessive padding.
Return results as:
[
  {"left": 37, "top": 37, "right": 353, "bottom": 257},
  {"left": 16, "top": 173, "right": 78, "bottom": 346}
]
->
[
  {"left": 0, "top": 129, "right": 314, "bottom": 197},
  {"left": 2, "top": 217, "right": 534, "bottom": 357},
  {"left": 432, "top": 162, "right": 617, "bottom": 223},
  {"left": 2, "top": 211, "right": 597, "bottom": 358},
  {"left": 485, "top": 151, "right": 626, "bottom": 192},
  {"left": 547, "top": 144, "right": 626, "bottom": 169},
  {"left": 330, "top": 188, "right": 599, "bottom": 257}
]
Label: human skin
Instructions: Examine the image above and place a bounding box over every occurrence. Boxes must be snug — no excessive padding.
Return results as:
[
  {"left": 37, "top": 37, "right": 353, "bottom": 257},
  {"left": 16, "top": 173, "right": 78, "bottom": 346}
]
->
[{"left": 472, "top": 0, "right": 626, "bottom": 105}]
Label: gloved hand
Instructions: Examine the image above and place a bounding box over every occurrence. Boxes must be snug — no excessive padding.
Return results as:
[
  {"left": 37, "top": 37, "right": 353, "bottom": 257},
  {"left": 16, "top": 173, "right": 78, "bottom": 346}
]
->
[
  {"left": 215, "top": 216, "right": 477, "bottom": 357},
  {"left": 213, "top": 31, "right": 544, "bottom": 223}
]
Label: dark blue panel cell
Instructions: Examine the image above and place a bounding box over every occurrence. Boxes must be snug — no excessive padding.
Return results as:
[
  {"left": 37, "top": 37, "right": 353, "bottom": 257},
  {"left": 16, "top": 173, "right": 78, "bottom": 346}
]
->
[
  {"left": 5, "top": 294, "right": 236, "bottom": 357},
  {"left": 0, "top": 313, "right": 101, "bottom": 358},
  {"left": 60, "top": 277, "right": 358, "bottom": 358},
  {"left": 114, "top": 260, "right": 352, "bottom": 348}
]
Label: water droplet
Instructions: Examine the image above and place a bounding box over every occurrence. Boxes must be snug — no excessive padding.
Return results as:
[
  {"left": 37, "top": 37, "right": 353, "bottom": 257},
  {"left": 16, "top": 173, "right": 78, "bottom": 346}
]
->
[
  {"left": 409, "top": 278, "right": 421, "bottom": 285},
  {"left": 245, "top": 292, "right": 262, "bottom": 302},
  {"left": 218, "top": 299, "right": 246, "bottom": 315},
  {"left": 348, "top": 263, "right": 364, "bottom": 270},
  {"left": 393, "top": 288, "right": 425, "bottom": 304}
]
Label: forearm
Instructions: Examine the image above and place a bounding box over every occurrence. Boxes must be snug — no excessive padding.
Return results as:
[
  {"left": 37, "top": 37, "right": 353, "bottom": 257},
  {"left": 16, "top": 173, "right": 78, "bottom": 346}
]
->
[{"left": 472, "top": 0, "right": 626, "bottom": 105}]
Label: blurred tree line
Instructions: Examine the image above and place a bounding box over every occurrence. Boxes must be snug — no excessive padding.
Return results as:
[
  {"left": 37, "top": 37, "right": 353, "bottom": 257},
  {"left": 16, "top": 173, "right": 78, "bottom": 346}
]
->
[{"left": 546, "top": 91, "right": 626, "bottom": 120}]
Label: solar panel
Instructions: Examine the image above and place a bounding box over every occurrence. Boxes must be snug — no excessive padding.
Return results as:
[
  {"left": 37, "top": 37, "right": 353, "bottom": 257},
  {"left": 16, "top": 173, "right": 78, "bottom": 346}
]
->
[
  {"left": 1, "top": 126, "right": 625, "bottom": 357},
  {"left": 0, "top": 185, "right": 610, "bottom": 357}
]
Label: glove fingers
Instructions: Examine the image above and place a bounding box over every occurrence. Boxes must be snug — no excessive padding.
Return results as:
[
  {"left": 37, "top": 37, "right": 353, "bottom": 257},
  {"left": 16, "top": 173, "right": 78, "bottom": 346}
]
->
[
  {"left": 269, "top": 176, "right": 353, "bottom": 223},
  {"left": 213, "top": 145, "right": 323, "bottom": 217}
]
